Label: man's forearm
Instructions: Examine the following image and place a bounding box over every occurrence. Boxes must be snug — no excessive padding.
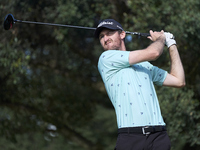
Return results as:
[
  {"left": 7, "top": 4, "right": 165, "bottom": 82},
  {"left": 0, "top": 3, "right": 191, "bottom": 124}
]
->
[
  {"left": 147, "top": 31, "right": 166, "bottom": 58},
  {"left": 148, "top": 36, "right": 165, "bottom": 57},
  {"left": 168, "top": 45, "right": 185, "bottom": 86}
]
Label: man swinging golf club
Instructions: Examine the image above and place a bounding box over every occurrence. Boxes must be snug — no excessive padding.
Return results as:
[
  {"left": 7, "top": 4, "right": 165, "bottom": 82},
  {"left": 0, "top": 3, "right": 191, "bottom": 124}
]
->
[{"left": 95, "top": 19, "right": 185, "bottom": 150}]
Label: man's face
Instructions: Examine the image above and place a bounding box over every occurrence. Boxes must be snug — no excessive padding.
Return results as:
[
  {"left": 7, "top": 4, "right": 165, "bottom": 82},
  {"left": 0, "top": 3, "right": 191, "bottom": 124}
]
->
[{"left": 99, "top": 29, "right": 123, "bottom": 51}]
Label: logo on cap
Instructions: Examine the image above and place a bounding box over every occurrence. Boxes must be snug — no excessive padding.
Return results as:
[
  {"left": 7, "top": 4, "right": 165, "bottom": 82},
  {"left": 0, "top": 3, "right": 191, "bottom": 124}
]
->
[{"left": 97, "top": 21, "right": 113, "bottom": 28}]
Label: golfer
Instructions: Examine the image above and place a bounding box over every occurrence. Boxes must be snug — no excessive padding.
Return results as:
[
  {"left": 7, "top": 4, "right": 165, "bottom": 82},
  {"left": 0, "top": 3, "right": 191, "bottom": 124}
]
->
[{"left": 95, "top": 19, "right": 185, "bottom": 150}]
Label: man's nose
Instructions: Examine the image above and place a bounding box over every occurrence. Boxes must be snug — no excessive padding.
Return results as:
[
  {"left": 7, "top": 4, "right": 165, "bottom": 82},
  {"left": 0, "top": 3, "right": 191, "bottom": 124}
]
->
[{"left": 104, "top": 35, "right": 109, "bottom": 41}]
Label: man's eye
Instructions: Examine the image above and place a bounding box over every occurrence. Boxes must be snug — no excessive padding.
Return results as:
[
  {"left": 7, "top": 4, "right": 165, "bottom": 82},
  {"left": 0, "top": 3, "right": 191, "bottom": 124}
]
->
[
  {"left": 108, "top": 31, "right": 115, "bottom": 35},
  {"left": 108, "top": 32, "right": 112, "bottom": 35},
  {"left": 99, "top": 35, "right": 104, "bottom": 40}
]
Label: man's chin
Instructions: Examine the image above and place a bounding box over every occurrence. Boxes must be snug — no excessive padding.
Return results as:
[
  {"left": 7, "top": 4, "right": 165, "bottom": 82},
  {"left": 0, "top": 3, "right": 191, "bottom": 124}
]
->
[
  {"left": 104, "top": 46, "right": 117, "bottom": 51},
  {"left": 104, "top": 48, "right": 114, "bottom": 51}
]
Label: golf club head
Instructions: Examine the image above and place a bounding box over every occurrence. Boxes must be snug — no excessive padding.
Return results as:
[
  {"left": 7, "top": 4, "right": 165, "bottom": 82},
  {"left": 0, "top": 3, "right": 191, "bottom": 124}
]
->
[{"left": 3, "top": 14, "right": 15, "bottom": 30}]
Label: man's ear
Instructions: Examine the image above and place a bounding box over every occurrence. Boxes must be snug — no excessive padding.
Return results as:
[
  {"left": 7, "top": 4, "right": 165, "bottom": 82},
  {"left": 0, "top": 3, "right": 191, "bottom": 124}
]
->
[{"left": 120, "top": 31, "right": 126, "bottom": 40}]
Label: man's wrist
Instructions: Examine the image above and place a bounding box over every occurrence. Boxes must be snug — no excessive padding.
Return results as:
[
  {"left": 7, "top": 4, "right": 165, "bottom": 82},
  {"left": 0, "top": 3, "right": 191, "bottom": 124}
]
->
[{"left": 157, "top": 35, "right": 166, "bottom": 45}]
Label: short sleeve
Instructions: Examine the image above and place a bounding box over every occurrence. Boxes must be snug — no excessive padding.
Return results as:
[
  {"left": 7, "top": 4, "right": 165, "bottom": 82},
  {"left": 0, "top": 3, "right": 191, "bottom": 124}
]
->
[
  {"left": 98, "top": 50, "right": 130, "bottom": 81},
  {"left": 150, "top": 65, "right": 168, "bottom": 86}
]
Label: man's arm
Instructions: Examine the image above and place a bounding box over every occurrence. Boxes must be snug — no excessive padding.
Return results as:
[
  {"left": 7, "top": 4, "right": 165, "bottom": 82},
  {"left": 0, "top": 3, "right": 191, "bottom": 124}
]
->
[
  {"left": 129, "top": 30, "right": 165, "bottom": 65},
  {"left": 163, "top": 45, "right": 186, "bottom": 88}
]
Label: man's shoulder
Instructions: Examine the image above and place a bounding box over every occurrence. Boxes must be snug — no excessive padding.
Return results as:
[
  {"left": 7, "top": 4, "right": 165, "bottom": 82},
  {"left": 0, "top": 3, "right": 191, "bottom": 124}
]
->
[{"left": 100, "top": 50, "right": 117, "bottom": 56}]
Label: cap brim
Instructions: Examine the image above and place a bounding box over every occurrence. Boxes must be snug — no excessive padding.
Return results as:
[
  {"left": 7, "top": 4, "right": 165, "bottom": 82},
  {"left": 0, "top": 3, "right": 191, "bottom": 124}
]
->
[
  {"left": 94, "top": 27, "right": 104, "bottom": 38},
  {"left": 94, "top": 26, "right": 120, "bottom": 39}
]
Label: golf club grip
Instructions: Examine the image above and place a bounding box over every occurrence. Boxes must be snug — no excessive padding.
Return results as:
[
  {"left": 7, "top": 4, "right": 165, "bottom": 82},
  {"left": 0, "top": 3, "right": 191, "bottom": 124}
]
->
[
  {"left": 140, "top": 33, "right": 150, "bottom": 37},
  {"left": 125, "top": 31, "right": 150, "bottom": 37}
]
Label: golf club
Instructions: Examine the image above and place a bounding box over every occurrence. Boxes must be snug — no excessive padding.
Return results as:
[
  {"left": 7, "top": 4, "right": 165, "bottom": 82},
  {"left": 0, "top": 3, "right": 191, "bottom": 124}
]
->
[{"left": 3, "top": 14, "right": 150, "bottom": 37}]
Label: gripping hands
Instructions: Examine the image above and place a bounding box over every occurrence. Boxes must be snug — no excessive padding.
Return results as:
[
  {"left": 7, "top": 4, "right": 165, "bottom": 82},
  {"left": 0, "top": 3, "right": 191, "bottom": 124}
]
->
[{"left": 164, "top": 32, "right": 176, "bottom": 48}]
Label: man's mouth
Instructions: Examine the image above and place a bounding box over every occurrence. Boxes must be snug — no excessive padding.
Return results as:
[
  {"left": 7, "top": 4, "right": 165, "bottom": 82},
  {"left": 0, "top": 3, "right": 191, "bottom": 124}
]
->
[{"left": 105, "top": 40, "right": 112, "bottom": 45}]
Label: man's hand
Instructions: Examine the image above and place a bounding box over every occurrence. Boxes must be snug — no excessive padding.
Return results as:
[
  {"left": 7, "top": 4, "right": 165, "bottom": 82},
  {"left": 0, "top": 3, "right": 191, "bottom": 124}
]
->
[
  {"left": 147, "top": 30, "right": 165, "bottom": 42},
  {"left": 164, "top": 32, "right": 176, "bottom": 48}
]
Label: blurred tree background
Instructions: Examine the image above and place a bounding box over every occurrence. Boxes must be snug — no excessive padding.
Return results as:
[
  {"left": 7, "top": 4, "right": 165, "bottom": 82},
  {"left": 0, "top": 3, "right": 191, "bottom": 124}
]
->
[{"left": 0, "top": 0, "right": 200, "bottom": 150}]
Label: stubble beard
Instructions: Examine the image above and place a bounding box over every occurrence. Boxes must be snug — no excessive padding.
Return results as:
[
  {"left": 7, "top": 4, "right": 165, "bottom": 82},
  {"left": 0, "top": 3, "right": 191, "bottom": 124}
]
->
[{"left": 103, "top": 37, "right": 122, "bottom": 51}]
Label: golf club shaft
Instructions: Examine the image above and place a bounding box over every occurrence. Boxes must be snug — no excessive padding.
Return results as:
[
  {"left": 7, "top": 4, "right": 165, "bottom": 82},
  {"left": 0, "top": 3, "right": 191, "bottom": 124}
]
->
[
  {"left": 14, "top": 19, "right": 96, "bottom": 30},
  {"left": 14, "top": 19, "right": 150, "bottom": 37}
]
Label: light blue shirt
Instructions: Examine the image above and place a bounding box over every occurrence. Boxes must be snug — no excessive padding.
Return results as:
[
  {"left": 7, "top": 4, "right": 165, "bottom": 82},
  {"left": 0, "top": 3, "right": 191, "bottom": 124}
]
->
[{"left": 98, "top": 50, "right": 168, "bottom": 128}]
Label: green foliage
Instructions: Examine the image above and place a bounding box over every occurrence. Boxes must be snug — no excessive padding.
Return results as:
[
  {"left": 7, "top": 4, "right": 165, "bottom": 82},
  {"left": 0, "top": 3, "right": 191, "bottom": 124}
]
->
[
  {"left": 157, "top": 87, "right": 200, "bottom": 149},
  {"left": 0, "top": 0, "right": 200, "bottom": 149}
]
